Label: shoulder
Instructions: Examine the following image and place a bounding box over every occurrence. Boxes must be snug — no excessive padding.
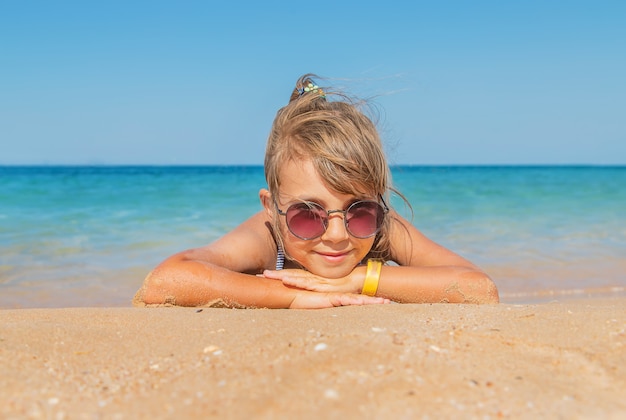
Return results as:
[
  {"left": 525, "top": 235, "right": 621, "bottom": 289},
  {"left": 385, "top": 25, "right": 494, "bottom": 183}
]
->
[
  {"left": 386, "top": 210, "right": 445, "bottom": 266},
  {"left": 189, "top": 211, "right": 278, "bottom": 273},
  {"left": 387, "top": 210, "right": 422, "bottom": 241},
  {"left": 387, "top": 210, "right": 480, "bottom": 269}
]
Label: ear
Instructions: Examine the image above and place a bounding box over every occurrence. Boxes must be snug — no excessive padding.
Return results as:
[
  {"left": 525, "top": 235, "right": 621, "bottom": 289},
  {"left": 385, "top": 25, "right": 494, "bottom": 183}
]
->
[{"left": 259, "top": 188, "right": 274, "bottom": 218}]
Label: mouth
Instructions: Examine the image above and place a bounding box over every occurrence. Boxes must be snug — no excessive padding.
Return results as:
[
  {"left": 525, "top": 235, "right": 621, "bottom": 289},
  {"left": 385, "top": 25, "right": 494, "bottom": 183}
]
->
[{"left": 316, "top": 251, "right": 351, "bottom": 264}]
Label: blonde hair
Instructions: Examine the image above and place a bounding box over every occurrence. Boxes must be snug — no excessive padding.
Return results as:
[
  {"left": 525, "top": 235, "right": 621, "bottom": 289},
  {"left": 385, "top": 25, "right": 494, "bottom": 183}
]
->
[{"left": 265, "top": 74, "right": 396, "bottom": 260}]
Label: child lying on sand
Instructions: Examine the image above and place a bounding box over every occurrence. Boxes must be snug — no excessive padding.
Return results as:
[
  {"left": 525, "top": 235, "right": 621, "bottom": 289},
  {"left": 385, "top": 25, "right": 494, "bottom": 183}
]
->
[{"left": 134, "top": 75, "right": 499, "bottom": 308}]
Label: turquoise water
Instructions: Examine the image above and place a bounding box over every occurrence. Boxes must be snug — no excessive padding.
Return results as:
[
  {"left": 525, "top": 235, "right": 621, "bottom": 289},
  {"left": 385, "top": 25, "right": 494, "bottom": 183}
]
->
[{"left": 1, "top": 166, "right": 625, "bottom": 308}]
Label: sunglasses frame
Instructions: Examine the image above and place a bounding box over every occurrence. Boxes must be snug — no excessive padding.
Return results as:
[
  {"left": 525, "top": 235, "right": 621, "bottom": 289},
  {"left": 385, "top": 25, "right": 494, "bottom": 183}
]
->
[{"left": 274, "top": 196, "right": 389, "bottom": 240}]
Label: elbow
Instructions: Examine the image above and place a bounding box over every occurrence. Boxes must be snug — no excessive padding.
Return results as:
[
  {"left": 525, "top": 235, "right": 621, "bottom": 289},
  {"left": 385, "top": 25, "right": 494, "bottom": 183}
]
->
[
  {"left": 133, "top": 254, "right": 191, "bottom": 306},
  {"left": 133, "top": 267, "right": 178, "bottom": 306},
  {"left": 487, "top": 278, "right": 500, "bottom": 303},
  {"left": 467, "top": 271, "right": 499, "bottom": 304},
  {"left": 133, "top": 253, "right": 225, "bottom": 307}
]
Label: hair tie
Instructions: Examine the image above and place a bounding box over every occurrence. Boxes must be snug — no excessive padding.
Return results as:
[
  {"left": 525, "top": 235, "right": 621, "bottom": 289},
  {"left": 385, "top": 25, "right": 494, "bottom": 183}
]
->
[{"left": 297, "top": 82, "right": 325, "bottom": 99}]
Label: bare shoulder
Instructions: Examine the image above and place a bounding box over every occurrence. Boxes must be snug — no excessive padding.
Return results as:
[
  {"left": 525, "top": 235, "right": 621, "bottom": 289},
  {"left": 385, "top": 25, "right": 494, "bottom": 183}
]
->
[
  {"left": 388, "top": 210, "right": 478, "bottom": 268},
  {"left": 180, "top": 211, "right": 278, "bottom": 273}
]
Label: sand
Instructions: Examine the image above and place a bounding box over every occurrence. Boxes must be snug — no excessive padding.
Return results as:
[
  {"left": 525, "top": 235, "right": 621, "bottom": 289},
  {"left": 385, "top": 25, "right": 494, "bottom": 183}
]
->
[{"left": 1, "top": 298, "right": 625, "bottom": 419}]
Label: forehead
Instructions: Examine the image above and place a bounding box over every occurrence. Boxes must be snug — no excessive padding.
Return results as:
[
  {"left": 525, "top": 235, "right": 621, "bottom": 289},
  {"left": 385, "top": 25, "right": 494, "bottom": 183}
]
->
[
  {"left": 277, "top": 159, "right": 364, "bottom": 203},
  {"left": 278, "top": 159, "right": 327, "bottom": 196}
]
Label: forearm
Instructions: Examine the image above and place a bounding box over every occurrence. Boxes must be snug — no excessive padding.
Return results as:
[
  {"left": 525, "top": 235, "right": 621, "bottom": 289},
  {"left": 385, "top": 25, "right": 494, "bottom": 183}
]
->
[
  {"left": 358, "top": 265, "right": 499, "bottom": 304},
  {"left": 135, "top": 256, "right": 297, "bottom": 308}
]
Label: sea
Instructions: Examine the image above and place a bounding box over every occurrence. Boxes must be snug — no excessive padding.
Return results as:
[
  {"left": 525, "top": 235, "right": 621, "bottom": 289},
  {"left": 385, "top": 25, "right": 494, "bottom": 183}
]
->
[{"left": 1, "top": 165, "right": 625, "bottom": 308}]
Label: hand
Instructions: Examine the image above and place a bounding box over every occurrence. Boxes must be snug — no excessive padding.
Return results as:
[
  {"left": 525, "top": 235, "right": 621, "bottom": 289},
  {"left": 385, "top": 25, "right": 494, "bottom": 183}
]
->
[
  {"left": 263, "top": 269, "right": 358, "bottom": 293},
  {"left": 289, "top": 291, "right": 389, "bottom": 309}
]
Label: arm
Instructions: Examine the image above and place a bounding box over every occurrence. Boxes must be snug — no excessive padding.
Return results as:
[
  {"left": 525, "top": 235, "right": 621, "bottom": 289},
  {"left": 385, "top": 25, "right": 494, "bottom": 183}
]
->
[
  {"left": 376, "top": 211, "right": 499, "bottom": 303},
  {"left": 133, "top": 212, "right": 389, "bottom": 308},
  {"left": 265, "top": 211, "right": 499, "bottom": 304}
]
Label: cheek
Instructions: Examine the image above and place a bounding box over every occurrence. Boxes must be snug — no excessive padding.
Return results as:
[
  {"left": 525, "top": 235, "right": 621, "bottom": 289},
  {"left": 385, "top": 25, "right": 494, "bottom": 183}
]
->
[
  {"left": 277, "top": 220, "right": 308, "bottom": 257},
  {"left": 282, "top": 243, "right": 315, "bottom": 272},
  {"left": 355, "top": 237, "right": 376, "bottom": 258},
  {"left": 282, "top": 234, "right": 312, "bottom": 258}
]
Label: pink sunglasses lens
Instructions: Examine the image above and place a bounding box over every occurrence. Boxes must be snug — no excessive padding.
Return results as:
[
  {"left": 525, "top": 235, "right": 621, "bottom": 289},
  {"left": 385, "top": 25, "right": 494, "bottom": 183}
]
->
[
  {"left": 346, "top": 202, "right": 384, "bottom": 238},
  {"left": 286, "top": 203, "right": 327, "bottom": 239}
]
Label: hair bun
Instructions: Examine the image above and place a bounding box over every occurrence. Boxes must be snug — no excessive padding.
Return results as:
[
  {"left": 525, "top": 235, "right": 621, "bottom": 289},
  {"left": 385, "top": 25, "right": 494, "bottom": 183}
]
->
[{"left": 289, "top": 75, "right": 325, "bottom": 102}]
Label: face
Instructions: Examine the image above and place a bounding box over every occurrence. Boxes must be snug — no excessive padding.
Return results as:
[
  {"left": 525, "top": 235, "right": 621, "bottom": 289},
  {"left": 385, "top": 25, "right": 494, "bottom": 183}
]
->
[{"left": 267, "top": 159, "right": 378, "bottom": 279}]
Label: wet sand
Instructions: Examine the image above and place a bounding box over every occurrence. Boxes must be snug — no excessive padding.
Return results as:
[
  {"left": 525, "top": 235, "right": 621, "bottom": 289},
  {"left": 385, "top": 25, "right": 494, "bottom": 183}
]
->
[{"left": 1, "top": 299, "right": 625, "bottom": 418}]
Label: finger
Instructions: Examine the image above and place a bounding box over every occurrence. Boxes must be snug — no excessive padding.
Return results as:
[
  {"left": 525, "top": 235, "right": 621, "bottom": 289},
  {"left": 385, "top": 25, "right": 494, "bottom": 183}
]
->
[
  {"left": 330, "top": 294, "right": 388, "bottom": 306},
  {"left": 283, "top": 274, "right": 334, "bottom": 291},
  {"left": 263, "top": 269, "right": 309, "bottom": 281},
  {"left": 262, "top": 269, "right": 283, "bottom": 279},
  {"left": 281, "top": 275, "right": 314, "bottom": 289}
]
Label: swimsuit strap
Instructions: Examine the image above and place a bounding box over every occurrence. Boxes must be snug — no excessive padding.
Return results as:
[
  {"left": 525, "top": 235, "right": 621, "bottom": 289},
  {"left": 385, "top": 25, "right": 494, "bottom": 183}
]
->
[{"left": 276, "top": 244, "right": 285, "bottom": 270}]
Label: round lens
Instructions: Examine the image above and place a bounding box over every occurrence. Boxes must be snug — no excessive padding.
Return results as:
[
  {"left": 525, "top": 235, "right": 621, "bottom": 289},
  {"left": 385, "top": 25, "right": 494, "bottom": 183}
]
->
[
  {"left": 345, "top": 201, "right": 385, "bottom": 238},
  {"left": 285, "top": 202, "right": 327, "bottom": 240}
]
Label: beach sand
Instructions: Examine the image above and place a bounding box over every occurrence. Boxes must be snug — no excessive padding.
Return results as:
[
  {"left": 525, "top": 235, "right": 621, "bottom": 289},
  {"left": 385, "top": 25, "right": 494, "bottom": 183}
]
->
[{"left": 2, "top": 299, "right": 625, "bottom": 419}]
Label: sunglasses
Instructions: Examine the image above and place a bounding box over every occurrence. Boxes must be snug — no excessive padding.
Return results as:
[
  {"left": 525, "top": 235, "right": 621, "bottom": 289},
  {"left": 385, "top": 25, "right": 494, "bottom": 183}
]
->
[{"left": 275, "top": 197, "right": 389, "bottom": 240}]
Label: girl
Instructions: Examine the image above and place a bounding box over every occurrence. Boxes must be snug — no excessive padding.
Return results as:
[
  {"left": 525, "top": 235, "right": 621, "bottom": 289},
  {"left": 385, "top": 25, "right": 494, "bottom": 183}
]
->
[{"left": 134, "top": 75, "right": 499, "bottom": 308}]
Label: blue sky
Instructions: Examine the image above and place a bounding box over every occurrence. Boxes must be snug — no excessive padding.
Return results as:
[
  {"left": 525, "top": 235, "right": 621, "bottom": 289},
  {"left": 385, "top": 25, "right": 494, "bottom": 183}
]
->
[{"left": 2, "top": 1, "right": 625, "bottom": 165}]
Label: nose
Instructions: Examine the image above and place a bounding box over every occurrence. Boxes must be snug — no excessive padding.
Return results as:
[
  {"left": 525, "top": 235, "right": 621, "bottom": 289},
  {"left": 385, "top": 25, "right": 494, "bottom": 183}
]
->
[{"left": 321, "top": 213, "right": 349, "bottom": 242}]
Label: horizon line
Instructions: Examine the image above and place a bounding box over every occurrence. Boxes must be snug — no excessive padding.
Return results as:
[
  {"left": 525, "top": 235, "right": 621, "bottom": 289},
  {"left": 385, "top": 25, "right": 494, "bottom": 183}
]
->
[{"left": 2, "top": 163, "right": 625, "bottom": 168}]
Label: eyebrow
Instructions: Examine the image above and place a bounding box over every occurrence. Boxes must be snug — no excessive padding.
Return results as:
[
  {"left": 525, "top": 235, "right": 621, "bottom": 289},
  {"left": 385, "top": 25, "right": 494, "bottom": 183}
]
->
[{"left": 286, "top": 195, "right": 373, "bottom": 210}]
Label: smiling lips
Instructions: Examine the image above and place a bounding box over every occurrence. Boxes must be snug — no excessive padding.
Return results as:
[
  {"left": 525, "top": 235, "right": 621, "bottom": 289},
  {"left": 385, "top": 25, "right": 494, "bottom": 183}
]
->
[{"left": 317, "top": 251, "right": 350, "bottom": 263}]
